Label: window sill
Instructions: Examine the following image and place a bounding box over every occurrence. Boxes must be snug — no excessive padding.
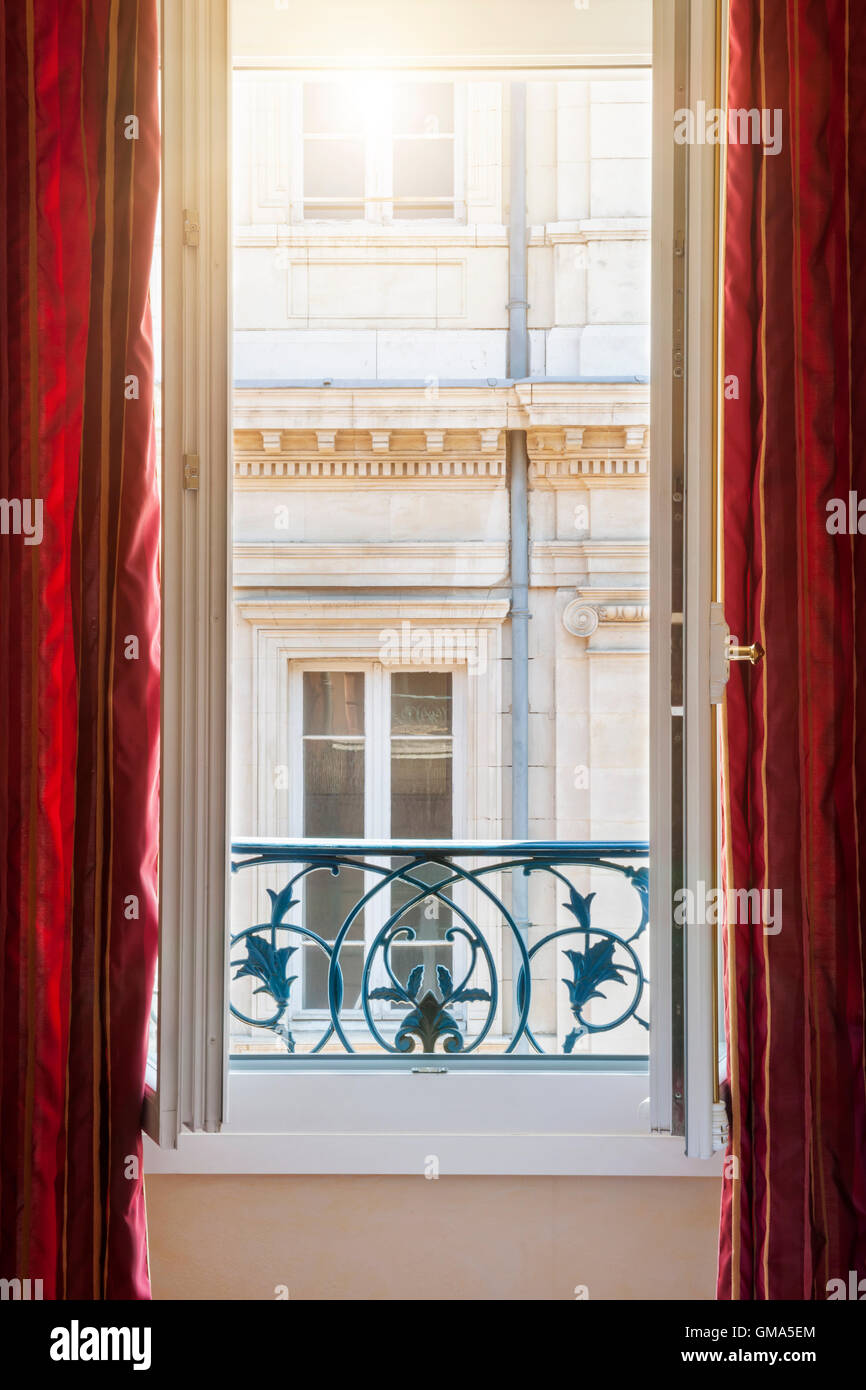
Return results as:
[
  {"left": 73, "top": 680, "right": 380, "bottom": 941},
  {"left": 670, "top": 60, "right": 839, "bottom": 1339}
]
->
[
  {"left": 143, "top": 1131, "right": 722, "bottom": 1177},
  {"left": 142, "top": 1069, "right": 724, "bottom": 1176}
]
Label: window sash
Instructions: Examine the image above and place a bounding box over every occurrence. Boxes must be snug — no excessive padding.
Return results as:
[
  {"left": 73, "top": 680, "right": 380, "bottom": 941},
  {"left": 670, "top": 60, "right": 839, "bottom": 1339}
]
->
[{"left": 298, "top": 77, "right": 461, "bottom": 223}]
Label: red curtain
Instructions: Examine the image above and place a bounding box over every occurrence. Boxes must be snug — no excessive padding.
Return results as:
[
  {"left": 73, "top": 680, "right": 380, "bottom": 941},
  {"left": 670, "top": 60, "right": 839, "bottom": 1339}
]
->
[
  {"left": 0, "top": 1, "right": 160, "bottom": 1298},
  {"left": 720, "top": 0, "right": 866, "bottom": 1298}
]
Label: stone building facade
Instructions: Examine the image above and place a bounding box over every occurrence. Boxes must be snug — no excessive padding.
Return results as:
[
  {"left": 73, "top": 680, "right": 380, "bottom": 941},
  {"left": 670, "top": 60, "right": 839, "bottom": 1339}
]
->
[{"left": 229, "top": 69, "right": 650, "bottom": 1055}]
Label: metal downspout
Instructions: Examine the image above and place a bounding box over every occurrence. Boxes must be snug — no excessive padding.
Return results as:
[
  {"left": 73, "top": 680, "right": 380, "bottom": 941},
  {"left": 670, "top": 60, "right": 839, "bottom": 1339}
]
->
[{"left": 507, "top": 82, "right": 531, "bottom": 1045}]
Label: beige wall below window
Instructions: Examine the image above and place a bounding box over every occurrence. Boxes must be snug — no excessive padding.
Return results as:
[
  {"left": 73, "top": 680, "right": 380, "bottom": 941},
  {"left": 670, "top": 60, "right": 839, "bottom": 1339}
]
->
[{"left": 146, "top": 1173, "right": 720, "bottom": 1300}]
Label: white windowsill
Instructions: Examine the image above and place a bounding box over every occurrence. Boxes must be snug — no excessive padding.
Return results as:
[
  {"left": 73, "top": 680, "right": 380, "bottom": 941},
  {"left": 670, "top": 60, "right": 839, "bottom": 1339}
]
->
[
  {"left": 143, "top": 1069, "right": 724, "bottom": 1176},
  {"left": 143, "top": 1133, "right": 722, "bottom": 1177}
]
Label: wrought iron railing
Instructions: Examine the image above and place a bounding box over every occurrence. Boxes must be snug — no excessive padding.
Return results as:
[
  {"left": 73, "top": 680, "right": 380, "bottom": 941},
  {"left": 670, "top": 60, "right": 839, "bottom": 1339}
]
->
[{"left": 230, "top": 839, "right": 649, "bottom": 1057}]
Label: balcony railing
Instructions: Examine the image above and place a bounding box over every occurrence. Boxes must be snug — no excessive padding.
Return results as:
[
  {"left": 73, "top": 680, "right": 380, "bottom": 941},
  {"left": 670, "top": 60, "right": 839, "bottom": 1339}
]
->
[{"left": 230, "top": 838, "right": 649, "bottom": 1057}]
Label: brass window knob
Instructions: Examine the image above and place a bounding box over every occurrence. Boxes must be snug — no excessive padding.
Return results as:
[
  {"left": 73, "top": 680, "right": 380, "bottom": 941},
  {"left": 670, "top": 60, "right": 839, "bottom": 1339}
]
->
[{"left": 727, "top": 640, "right": 765, "bottom": 665}]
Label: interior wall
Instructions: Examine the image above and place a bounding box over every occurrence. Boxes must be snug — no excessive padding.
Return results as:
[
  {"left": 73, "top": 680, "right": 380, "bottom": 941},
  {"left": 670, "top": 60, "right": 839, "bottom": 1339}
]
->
[
  {"left": 146, "top": 1173, "right": 720, "bottom": 1300},
  {"left": 231, "top": 0, "right": 652, "bottom": 61}
]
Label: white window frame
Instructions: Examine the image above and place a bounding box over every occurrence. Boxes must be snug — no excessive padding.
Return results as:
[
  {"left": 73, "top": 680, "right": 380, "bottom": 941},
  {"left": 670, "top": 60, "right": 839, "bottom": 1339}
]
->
[
  {"left": 385, "top": 78, "right": 465, "bottom": 222},
  {"left": 144, "top": 0, "right": 723, "bottom": 1177},
  {"left": 144, "top": 0, "right": 232, "bottom": 1146},
  {"left": 228, "top": 627, "right": 508, "bottom": 1053},
  {"left": 286, "top": 660, "right": 462, "bottom": 1026},
  {"left": 296, "top": 74, "right": 466, "bottom": 224}
]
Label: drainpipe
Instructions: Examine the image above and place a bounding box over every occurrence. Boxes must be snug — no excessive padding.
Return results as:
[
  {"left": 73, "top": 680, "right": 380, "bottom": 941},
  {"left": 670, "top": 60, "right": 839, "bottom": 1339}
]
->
[{"left": 507, "top": 81, "right": 530, "bottom": 1047}]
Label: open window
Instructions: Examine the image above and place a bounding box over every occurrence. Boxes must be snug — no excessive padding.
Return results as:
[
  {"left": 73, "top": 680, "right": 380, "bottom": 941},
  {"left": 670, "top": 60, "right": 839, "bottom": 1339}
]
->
[{"left": 145, "top": 0, "right": 722, "bottom": 1175}]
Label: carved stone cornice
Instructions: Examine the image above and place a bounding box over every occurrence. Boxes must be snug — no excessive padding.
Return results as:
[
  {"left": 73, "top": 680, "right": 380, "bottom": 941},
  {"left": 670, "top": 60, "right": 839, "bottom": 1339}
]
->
[
  {"left": 512, "top": 381, "right": 649, "bottom": 431},
  {"left": 232, "top": 384, "right": 649, "bottom": 486},
  {"left": 234, "top": 448, "right": 506, "bottom": 482}
]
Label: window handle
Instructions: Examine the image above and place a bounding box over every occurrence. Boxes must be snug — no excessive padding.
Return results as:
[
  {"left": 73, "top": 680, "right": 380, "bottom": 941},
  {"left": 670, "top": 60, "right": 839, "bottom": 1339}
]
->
[
  {"left": 727, "top": 639, "right": 765, "bottom": 665},
  {"left": 710, "top": 603, "right": 765, "bottom": 705}
]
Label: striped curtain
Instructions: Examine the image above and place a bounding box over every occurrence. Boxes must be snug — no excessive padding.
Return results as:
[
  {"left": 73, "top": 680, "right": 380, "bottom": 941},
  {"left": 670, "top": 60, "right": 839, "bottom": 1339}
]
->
[
  {"left": 0, "top": 2, "right": 160, "bottom": 1298},
  {"left": 719, "top": 0, "right": 866, "bottom": 1298}
]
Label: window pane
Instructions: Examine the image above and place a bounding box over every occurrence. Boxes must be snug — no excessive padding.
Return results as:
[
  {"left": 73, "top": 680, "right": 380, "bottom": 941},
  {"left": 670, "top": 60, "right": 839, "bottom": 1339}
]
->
[
  {"left": 304, "top": 670, "right": 365, "bottom": 736},
  {"left": 303, "top": 683, "right": 365, "bottom": 1010},
  {"left": 304, "top": 937, "right": 364, "bottom": 1011},
  {"left": 390, "top": 711, "right": 454, "bottom": 1002},
  {"left": 391, "top": 740, "right": 452, "bottom": 836},
  {"left": 303, "top": 739, "right": 365, "bottom": 834},
  {"left": 303, "top": 137, "right": 365, "bottom": 201},
  {"left": 304, "top": 82, "right": 358, "bottom": 133},
  {"left": 390, "top": 675, "right": 453, "bottom": 990},
  {"left": 304, "top": 865, "right": 364, "bottom": 1010},
  {"left": 393, "top": 139, "right": 453, "bottom": 203},
  {"left": 392, "top": 82, "right": 454, "bottom": 135},
  {"left": 389, "top": 860, "right": 453, "bottom": 952},
  {"left": 391, "top": 671, "right": 452, "bottom": 735}
]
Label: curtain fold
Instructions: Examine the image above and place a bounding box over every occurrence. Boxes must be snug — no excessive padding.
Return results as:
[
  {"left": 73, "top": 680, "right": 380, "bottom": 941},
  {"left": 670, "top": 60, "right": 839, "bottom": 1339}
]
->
[
  {"left": 0, "top": 0, "right": 160, "bottom": 1299},
  {"left": 719, "top": 0, "right": 866, "bottom": 1299}
]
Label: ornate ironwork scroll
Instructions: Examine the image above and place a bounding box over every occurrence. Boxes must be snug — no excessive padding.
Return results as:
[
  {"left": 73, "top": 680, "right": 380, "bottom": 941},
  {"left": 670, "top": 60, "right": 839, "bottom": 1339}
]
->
[{"left": 230, "top": 840, "right": 649, "bottom": 1056}]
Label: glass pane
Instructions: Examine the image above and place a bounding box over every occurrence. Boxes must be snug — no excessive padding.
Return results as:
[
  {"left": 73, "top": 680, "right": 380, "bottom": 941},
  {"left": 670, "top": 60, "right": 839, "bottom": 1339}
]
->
[
  {"left": 303, "top": 738, "right": 365, "bottom": 834},
  {"left": 304, "top": 82, "right": 359, "bottom": 133},
  {"left": 304, "top": 137, "right": 365, "bottom": 200},
  {"left": 390, "top": 740, "right": 452, "bottom": 835},
  {"left": 392, "top": 82, "right": 454, "bottom": 135},
  {"left": 391, "top": 671, "right": 452, "bottom": 735},
  {"left": 304, "top": 864, "right": 364, "bottom": 1010},
  {"left": 389, "top": 714, "right": 454, "bottom": 1000},
  {"left": 390, "top": 860, "right": 453, "bottom": 942},
  {"left": 303, "top": 705, "right": 365, "bottom": 1010},
  {"left": 305, "top": 865, "right": 365, "bottom": 943},
  {"left": 304, "top": 671, "right": 365, "bottom": 736},
  {"left": 393, "top": 138, "right": 453, "bottom": 201},
  {"left": 304, "top": 940, "right": 364, "bottom": 1011}
]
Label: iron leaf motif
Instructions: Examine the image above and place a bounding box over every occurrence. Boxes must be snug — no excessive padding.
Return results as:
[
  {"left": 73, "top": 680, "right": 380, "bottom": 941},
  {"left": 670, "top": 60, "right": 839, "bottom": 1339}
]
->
[
  {"left": 370, "top": 955, "right": 491, "bottom": 1052},
  {"left": 266, "top": 885, "right": 299, "bottom": 926},
  {"left": 233, "top": 935, "right": 298, "bottom": 1010},
  {"left": 563, "top": 886, "right": 596, "bottom": 932},
  {"left": 561, "top": 938, "right": 627, "bottom": 1054},
  {"left": 562, "top": 940, "right": 625, "bottom": 1010}
]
